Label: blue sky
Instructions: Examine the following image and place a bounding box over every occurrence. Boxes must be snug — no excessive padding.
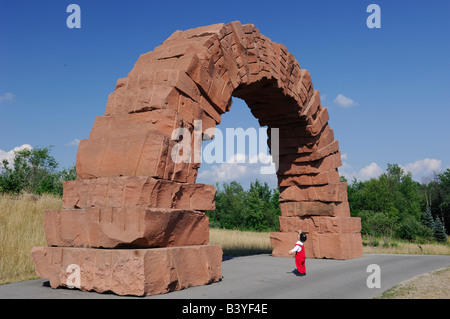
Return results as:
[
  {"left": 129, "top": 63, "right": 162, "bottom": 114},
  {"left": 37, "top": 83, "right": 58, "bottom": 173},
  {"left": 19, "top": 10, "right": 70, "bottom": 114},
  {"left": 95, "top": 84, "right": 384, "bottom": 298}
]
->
[{"left": 1, "top": 0, "right": 449, "bottom": 189}]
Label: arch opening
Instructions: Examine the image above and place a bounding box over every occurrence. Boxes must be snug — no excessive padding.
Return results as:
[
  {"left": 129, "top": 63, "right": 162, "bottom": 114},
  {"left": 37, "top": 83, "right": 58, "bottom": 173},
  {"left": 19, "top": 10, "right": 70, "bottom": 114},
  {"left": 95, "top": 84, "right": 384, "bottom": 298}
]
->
[
  {"left": 197, "top": 95, "right": 277, "bottom": 186},
  {"left": 198, "top": 95, "right": 280, "bottom": 235}
]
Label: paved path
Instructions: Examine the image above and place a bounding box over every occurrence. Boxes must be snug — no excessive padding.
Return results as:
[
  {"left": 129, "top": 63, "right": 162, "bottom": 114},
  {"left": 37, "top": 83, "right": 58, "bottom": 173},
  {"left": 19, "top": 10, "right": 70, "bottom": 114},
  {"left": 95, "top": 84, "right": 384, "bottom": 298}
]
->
[{"left": 0, "top": 254, "right": 448, "bottom": 299}]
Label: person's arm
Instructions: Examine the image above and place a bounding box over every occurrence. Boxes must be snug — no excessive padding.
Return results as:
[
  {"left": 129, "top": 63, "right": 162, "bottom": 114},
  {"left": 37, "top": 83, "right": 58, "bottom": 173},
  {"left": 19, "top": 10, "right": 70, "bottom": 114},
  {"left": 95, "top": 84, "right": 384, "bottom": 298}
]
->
[
  {"left": 289, "top": 230, "right": 303, "bottom": 254},
  {"left": 288, "top": 244, "right": 300, "bottom": 254}
]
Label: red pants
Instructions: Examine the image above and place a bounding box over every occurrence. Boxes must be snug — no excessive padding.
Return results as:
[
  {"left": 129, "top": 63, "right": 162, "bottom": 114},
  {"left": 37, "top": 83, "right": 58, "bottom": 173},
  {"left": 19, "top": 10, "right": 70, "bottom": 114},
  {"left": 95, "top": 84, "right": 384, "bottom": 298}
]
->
[{"left": 295, "top": 249, "right": 306, "bottom": 274}]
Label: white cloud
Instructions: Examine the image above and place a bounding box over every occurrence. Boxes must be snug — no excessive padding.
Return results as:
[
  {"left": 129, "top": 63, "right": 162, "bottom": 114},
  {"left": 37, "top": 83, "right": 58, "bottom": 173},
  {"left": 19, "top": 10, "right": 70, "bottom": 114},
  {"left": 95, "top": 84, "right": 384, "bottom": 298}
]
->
[
  {"left": 0, "top": 92, "right": 15, "bottom": 104},
  {"left": 401, "top": 158, "right": 442, "bottom": 178},
  {"left": 333, "top": 94, "right": 357, "bottom": 108},
  {"left": 0, "top": 144, "right": 33, "bottom": 167},
  {"left": 197, "top": 162, "right": 255, "bottom": 182},
  {"left": 358, "top": 162, "right": 384, "bottom": 180},
  {"left": 339, "top": 152, "right": 383, "bottom": 182},
  {"left": 66, "top": 138, "right": 81, "bottom": 146},
  {"left": 249, "top": 152, "right": 273, "bottom": 165},
  {"left": 340, "top": 162, "right": 384, "bottom": 182},
  {"left": 197, "top": 152, "right": 277, "bottom": 185},
  {"left": 226, "top": 152, "right": 248, "bottom": 164},
  {"left": 340, "top": 154, "right": 445, "bottom": 183}
]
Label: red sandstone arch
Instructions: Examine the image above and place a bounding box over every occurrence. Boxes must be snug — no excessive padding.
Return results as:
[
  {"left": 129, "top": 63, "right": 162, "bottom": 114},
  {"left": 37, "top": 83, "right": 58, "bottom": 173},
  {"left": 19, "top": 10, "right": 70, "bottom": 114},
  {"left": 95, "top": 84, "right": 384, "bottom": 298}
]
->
[{"left": 31, "top": 22, "right": 362, "bottom": 296}]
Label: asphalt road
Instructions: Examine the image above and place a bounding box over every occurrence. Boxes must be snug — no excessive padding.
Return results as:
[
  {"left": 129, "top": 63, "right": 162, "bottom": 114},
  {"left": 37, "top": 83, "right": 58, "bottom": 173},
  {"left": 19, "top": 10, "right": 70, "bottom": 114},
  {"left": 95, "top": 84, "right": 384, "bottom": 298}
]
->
[{"left": 0, "top": 254, "right": 449, "bottom": 299}]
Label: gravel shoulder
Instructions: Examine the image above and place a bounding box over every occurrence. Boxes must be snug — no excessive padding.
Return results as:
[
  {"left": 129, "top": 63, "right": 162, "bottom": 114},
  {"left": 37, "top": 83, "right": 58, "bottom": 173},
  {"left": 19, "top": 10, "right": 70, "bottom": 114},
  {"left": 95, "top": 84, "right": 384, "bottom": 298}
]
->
[{"left": 377, "top": 266, "right": 450, "bottom": 299}]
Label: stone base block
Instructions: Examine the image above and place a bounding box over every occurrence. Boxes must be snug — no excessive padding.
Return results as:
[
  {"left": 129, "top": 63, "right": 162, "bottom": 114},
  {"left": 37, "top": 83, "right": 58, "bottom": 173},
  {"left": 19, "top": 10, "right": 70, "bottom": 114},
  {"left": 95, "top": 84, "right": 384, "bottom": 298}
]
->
[
  {"left": 270, "top": 231, "right": 362, "bottom": 260},
  {"left": 30, "top": 245, "right": 223, "bottom": 296},
  {"left": 44, "top": 207, "right": 209, "bottom": 248}
]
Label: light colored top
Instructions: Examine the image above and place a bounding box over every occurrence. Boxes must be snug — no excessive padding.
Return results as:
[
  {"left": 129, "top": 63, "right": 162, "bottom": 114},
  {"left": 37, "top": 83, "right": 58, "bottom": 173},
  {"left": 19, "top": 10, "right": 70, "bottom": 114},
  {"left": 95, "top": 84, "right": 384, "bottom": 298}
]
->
[{"left": 290, "top": 241, "right": 303, "bottom": 254}]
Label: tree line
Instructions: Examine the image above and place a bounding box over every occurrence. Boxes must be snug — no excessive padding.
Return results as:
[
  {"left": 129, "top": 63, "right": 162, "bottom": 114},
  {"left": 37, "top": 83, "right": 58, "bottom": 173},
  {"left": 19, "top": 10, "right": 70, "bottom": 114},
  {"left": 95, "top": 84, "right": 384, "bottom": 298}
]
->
[
  {"left": 206, "top": 180, "right": 281, "bottom": 232},
  {"left": 208, "top": 163, "right": 448, "bottom": 244},
  {"left": 346, "top": 164, "right": 448, "bottom": 244},
  {"left": 1, "top": 146, "right": 448, "bottom": 243},
  {"left": 0, "top": 146, "right": 76, "bottom": 196}
]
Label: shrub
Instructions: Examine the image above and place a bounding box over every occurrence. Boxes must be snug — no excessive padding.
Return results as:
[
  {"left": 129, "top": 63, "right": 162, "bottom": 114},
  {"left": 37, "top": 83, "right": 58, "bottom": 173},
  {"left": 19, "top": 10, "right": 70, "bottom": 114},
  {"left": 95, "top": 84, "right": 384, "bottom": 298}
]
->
[
  {"left": 396, "top": 215, "right": 433, "bottom": 240},
  {"left": 366, "top": 212, "right": 397, "bottom": 246}
]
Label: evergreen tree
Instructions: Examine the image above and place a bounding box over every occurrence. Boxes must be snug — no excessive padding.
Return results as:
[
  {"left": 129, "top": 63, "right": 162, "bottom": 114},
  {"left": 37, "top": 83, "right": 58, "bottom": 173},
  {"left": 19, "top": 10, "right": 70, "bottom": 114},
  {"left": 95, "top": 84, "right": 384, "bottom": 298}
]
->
[
  {"left": 421, "top": 206, "right": 435, "bottom": 230},
  {"left": 433, "top": 216, "right": 448, "bottom": 242}
]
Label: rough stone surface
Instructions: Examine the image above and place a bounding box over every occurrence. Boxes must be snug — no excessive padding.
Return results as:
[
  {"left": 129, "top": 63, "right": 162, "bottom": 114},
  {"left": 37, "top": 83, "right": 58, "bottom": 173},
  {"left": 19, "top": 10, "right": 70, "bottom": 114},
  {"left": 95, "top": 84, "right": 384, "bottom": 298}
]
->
[
  {"left": 270, "top": 231, "right": 363, "bottom": 260},
  {"left": 32, "top": 21, "right": 363, "bottom": 297},
  {"left": 278, "top": 216, "right": 361, "bottom": 234},
  {"left": 279, "top": 182, "right": 348, "bottom": 202},
  {"left": 272, "top": 216, "right": 362, "bottom": 259},
  {"left": 62, "top": 177, "right": 216, "bottom": 211},
  {"left": 44, "top": 208, "right": 209, "bottom": 248},
  {"left": 89, "top": 109, "right": 192, "bottom": 140},
  {"left": 279, "top": 201, "right": 351, "bottom": 217},
  {"left": 31, "top": 245, "right": 222, "bottom": 296},
  {"left": 76, "top": 134, "right": 197, "bottom": 182}
]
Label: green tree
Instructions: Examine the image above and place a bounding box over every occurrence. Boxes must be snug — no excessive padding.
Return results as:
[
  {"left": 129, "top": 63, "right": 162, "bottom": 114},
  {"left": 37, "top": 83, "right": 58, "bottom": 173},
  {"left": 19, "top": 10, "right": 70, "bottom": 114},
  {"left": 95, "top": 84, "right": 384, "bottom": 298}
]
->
[
  {"left": 366, "top": 211, "right": 397, "bottom": 247},
  {"left": 358, "top": 174, "right": 397, "bottom": 213},
  {"left": 433, "top": 216, "right": 448, "bottom": 242},
  {"left": 208, "top": 181, "right": 247, "bottom": 229},
  {"left": 385, "top": 164, "right": 423, "bottom": 220},
  {"left": 54, "top": 164, "right": 77, "bottom": 196},
  {"left": 0, "top": 146, "right": 76, "bottom": 196},
  {"left": 421, "top": 206, "right": 434, "bottom": 230},
  {"left": 346, "top": 163, "right": 427, "bottom": 241},
  {"left": 207, "top": 180, "right": 280, "bottom": 231},
  {"left": 0, "top": 146, "right": 58, "bottom": 194},
  {"left": 435, "top": 169, "right": 450, "bottom": 233},
  {"left": 346, "top": 177, "right": 365, "bottom": 217},
  {"left": 244, "top": 180, "right": 280, "bottom": 231}
]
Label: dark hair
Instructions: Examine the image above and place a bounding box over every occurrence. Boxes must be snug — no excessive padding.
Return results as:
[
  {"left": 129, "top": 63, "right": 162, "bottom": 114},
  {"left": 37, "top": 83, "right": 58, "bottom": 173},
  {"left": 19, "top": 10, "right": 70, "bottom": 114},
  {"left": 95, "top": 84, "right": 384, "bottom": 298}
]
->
[{"left": 300, "top": 232, "right": 307, "bottom": 242}]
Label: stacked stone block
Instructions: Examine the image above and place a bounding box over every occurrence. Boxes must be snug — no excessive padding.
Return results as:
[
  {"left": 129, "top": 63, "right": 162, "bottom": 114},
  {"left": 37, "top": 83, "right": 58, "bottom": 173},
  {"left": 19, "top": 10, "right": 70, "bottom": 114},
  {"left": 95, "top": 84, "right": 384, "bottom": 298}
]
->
[{"left": 31, "top": 21, "right": 362, "bottom": 296}]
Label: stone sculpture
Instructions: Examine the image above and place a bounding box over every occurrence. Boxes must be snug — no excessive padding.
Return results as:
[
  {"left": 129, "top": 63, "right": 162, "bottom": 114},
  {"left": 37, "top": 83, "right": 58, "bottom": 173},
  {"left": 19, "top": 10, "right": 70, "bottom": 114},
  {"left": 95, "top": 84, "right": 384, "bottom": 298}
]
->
[{"left": 31, "top": 21, "right": 362, "bottom": 296}]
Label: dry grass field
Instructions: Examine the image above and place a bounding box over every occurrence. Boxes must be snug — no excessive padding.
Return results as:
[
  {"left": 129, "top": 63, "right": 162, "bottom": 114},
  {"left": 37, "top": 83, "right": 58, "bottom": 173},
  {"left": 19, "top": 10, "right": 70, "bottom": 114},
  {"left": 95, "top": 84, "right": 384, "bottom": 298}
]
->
[
  {"left": 377, "top": 266, "right": 450, "bottom": 299},
  {"left": 362, "top": 240, "right": 450, "bottom": 255},
  {"left": 0, "top": 193, "right": 61, "bottom": 285},
  {"left": 209, "top": 228, "right": 273, "bottom": 256}
]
